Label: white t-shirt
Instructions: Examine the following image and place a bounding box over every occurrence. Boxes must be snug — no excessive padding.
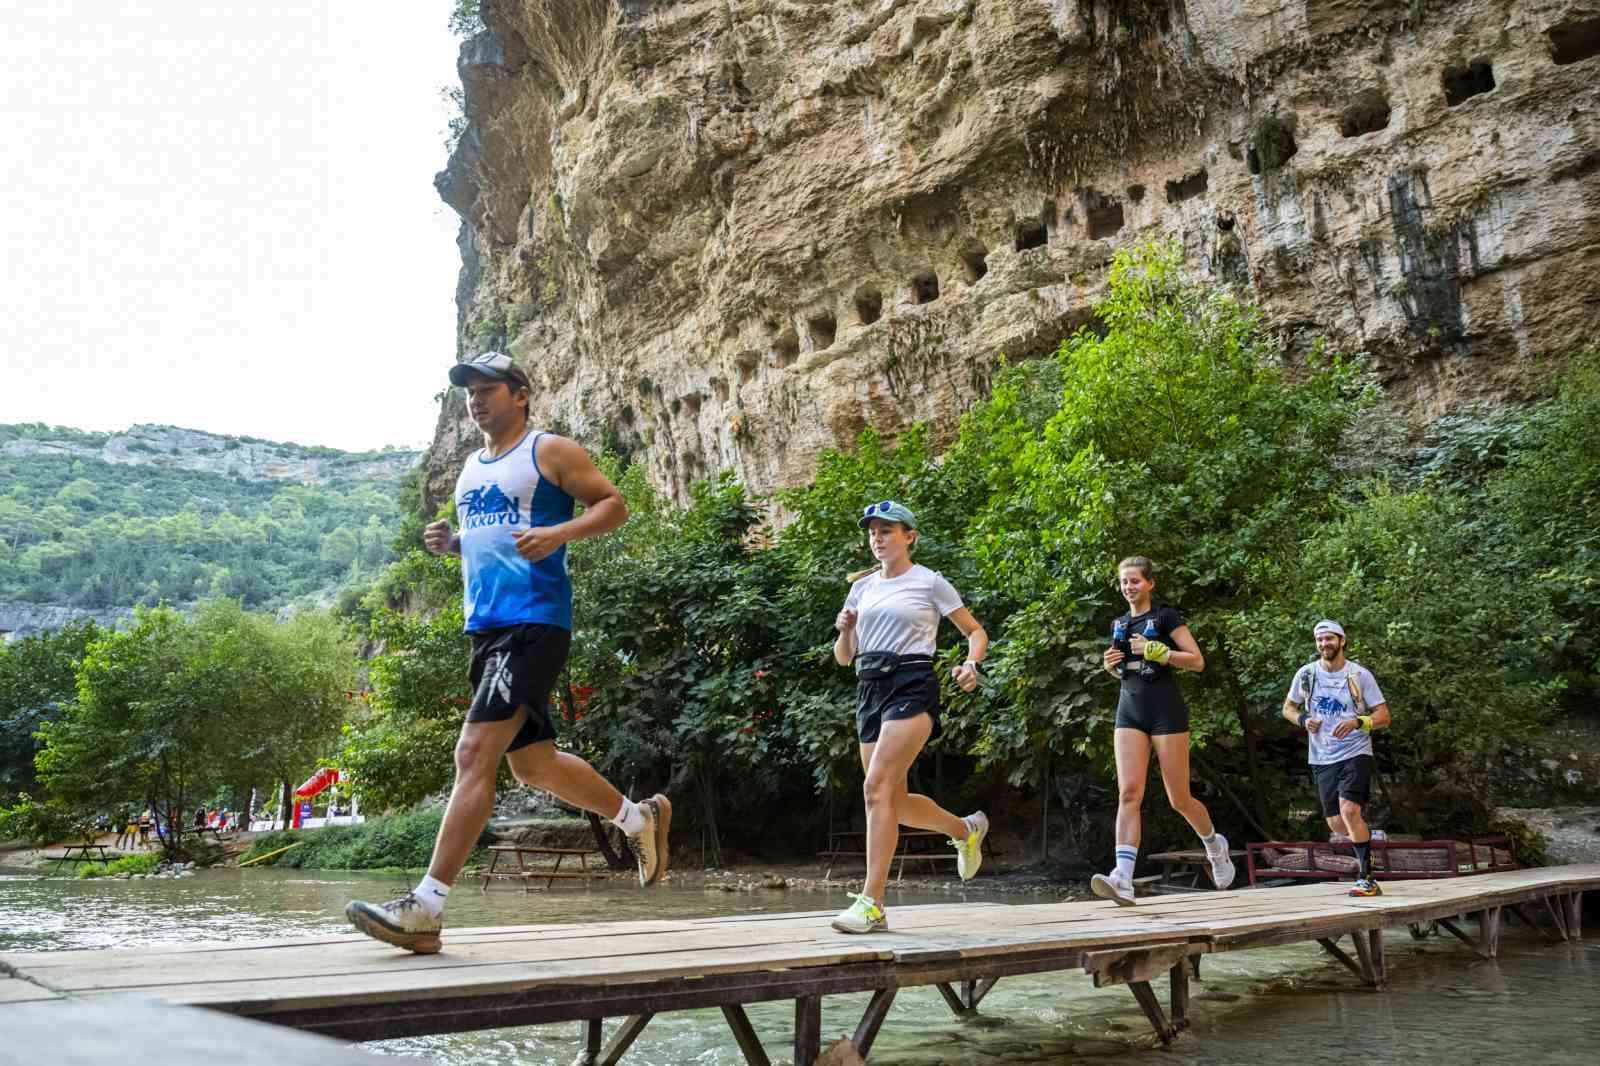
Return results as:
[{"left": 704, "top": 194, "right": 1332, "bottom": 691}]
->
[
  {"left": 1286, "top": 659, "right": 1386, "bottom": 765},
  {"left": 843, "top": 564, "right": 964, "bottom": 657}
]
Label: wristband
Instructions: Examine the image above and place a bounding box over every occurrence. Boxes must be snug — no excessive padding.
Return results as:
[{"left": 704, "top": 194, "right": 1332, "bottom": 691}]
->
[
  {"left": 1358, "top": 715, "right": 1373, "bottom": 733},
  {"left": 1294, "top": 711, "right": 1306, "bottom": 729},
  {"left": 963, "top": 660, "right": 979, "bottom": 672}
]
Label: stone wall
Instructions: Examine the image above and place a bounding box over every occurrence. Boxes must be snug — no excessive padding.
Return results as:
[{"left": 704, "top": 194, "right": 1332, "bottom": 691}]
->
[{"left": 424, "top": 0, "right": 1600, "bottom": 505}]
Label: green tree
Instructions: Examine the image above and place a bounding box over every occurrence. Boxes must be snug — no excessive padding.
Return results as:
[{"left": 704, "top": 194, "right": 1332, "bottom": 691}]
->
[{"left": 0, "top": 620, "right": 101, "bottom": 805}]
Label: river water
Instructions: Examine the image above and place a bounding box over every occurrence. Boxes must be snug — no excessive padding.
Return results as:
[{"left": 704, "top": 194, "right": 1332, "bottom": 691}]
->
[{"left": 2, "top": 866, "right": 1595, "bottom": 1064}]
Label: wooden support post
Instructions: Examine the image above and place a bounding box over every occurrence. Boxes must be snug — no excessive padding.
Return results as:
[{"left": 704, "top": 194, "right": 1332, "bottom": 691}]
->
[
  {"left": 1476, "top": 907, "right": 1501, "bottom": 958},
  {"left": 934, "top": 982, "right": 969, "bottom": 1018},
  {"left": 1188, "top": 954, "right": 1201, "bottom": 980},
  {"left": 1169, "top": 960, "right": 1189, "bottom": 1030},
  {"left": 794, "top": 994, "right": 821, "bottom": 1066},
  {"left": 1563, "top": 892, "right": 1583, "bottom": 941},
  {"left": 1317, "top": 937, "right": 1367, "bottom": 982},
  {"left": 720, "top": 1005, "right": 772, "bottom": 1066},
  {"left": 598, "top": 1014, "right": 653, "bottom": 1066},
  {"left": 1350, "top": 929, "right": 1377, "bottom": 985},
  {"left": 1127, "top": 980, "right": 1175, "bottom": 1045},
  {"left": 1367, "top": 929, "right": 1387, "bottom": 991},
  {"left": 1436, "top": 916, "right": 1486, "bottom": 957},
  {"left": 571, "top": 1018, "right": 602, "bottom": 1066},
  {"left": 851, "top": 987, "right": 897, "bottom": 1056},
  {"left": 1540, "top": 894, "right": 1569, "bottom": 941},
  {"left": 966, "top": 977, "right": 999, "bottom": 1011}
]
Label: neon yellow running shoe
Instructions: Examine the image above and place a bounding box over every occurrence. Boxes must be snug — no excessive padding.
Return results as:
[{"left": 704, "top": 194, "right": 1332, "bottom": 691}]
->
[
  {"left": 831, "top": 892, "right": 887, "bottom": 934},
  {"left": 951, "top": 811, "right": 989, "bottom": 881}
]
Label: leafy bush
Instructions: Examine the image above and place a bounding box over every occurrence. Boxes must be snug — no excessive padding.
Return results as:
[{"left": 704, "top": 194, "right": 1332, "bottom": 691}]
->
[{"left": 77, "top": 851, "right": 161, "bottom": 878}]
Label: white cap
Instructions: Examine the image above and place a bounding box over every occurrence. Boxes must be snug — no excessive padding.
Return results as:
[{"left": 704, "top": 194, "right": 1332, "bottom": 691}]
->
[{"left": 1313, "top": 620, "right": 1345, "bottom": 639}]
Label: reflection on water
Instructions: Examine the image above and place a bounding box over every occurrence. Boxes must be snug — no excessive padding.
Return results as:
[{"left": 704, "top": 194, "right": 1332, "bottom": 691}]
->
[{"left": 2, "top": 867, "right": 1595, "bottom": 1064}]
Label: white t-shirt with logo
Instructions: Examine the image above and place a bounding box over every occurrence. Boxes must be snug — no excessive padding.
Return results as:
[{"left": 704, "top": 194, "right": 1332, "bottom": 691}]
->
[
  {"left": 1286, "top": 659, "right": 1386, "bottom": 765},
  {"left": 843, "top": 564, "right": 964, "bottom": 657}
]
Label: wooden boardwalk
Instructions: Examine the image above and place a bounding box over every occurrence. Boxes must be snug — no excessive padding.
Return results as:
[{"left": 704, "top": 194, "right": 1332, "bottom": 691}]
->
[{"left": 2, "top": 865, "right": 1593, "bottom": 1065}]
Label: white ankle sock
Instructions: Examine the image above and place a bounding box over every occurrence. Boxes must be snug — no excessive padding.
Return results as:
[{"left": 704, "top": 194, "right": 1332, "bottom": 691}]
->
[
  {"left": 412, "top": 874, "right": 450, "bottom": 917},
  {"left": 1114, "top": 845, "right": 1137, "bottom": 881},
  {"left": 613, "top": 797, "right": 647, "bottom": 836},
  {"left": 962, "top": 815, "right": 978, "bottom": 837},
  {"left": 1201, "top": 831, "right": 1223, "bottom": 851}
]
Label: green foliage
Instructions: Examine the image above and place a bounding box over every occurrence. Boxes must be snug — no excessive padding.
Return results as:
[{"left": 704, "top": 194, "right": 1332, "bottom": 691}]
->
[
  {"left": 1490, "top": 816, "right": 1549, "bottom": 868},
  {"left": 0, "top": 791, "right": 84, "bottom": 845},
  {"left": 0, "top": 620, "right": 100, "bottom": 805},
  {"left": 239, "top": 807, "right": 480, "bottom": 870},
  {"left": 0, "top": 427, "right": 409, "bottom": 610},
  {"left": 76, "top": 851, "right": 161, "bottom": 879}
]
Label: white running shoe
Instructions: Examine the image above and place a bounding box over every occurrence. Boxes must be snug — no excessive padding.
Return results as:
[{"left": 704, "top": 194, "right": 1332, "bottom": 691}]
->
[
  {"left": 629, "top": 793, "right": 672, "bottom": 887},
  {"left": 1207, "top": 833, "right": 1236, "bottom": 890},
  {"left": 1090, "top": 871, "right": 1137, "bottom": 906},
  {"left": 831, "top": 892, "right": 888, "bottom": 934},
  {"left": 344, "top": 892, "right": 443, "bottom": 954},
  {"left": 952, "top": 811, "right": 989, "bottom": 881}
]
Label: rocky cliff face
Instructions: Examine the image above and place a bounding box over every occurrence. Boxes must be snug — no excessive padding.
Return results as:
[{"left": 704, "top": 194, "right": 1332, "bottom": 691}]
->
[
  {"left": 1, "top": 425, "right": 417, "bottom": 485},
  {"left": 425, "top": 0, "right": 1600, "bottom": 505}
]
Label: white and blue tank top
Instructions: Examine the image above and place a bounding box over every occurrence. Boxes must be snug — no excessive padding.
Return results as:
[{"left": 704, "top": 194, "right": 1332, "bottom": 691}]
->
[{"left": 454, "top": 429, "right": 574, "bottom": 633}]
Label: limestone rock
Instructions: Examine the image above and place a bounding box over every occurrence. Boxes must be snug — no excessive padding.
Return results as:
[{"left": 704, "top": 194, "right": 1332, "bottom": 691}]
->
[{"left": 424, "top": 0, "right": 1600, "bottom": 506}]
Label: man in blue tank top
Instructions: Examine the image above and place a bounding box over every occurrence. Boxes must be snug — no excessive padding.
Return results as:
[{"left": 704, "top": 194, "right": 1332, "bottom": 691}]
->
[{"left": 346, "top": 351, "right": 672, "bottom": 954}]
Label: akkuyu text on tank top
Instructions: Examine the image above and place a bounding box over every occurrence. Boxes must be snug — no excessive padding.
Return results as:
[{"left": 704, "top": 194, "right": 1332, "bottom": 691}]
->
[{"left": 454, "top": 429, "right": 574, "bottom": 632}]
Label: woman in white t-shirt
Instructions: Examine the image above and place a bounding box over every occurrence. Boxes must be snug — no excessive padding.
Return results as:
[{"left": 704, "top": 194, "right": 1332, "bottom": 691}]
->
[{"left": 828, "top": 500, "right": 989, "bottom": 934}]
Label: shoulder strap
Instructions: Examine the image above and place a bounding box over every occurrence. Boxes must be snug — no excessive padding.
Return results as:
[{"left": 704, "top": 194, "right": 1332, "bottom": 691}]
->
[{"left": 1345, "top": 669, "right": 1367, "bottom": 714}]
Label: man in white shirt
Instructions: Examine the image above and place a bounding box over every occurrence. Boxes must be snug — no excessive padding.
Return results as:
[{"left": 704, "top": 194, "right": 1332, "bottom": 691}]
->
[{"left": 1282, "top": 620, "right": 1391, "bottom": 896}]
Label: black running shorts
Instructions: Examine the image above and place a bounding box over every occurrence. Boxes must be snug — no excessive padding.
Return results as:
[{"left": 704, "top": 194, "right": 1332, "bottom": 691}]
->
[
  {"left": 466, "top": 622, "right": 572, "bottom": 752},
  {"left": 1314, "top": 754, "right": 1373, "bottom": 816},
  {"left": 856, "top": 663, "right": 941, "bottom": 744},
  {"left": 1114, "top": 677, "right": 1189, "bottom": 736}
]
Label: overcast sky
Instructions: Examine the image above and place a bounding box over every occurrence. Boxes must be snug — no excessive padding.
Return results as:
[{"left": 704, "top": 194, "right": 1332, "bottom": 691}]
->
[{"left": 0, "top": 2, "right": 465, "bottom": 451}]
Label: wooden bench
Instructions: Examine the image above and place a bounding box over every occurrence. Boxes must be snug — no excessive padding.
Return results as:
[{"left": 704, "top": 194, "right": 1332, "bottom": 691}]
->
[
  {"left": 480, "top": 845, "right": 605, "bottom": 891},
  {"left": 49, "top": 843, "right": 111, "bottom": 872},
  {"left": 1145, "top": 849, "right": 1246, "bottom": 892},
  {"left": 819, "top": 830, "right": 994, "bottom": 882}
]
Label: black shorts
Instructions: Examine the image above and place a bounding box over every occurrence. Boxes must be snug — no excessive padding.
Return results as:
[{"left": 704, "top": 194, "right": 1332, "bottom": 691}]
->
[
  {"left": 466, "top": 622, "right": 572, "bottom": 753},
  {"left": 1314, "top": 755, "right": 1373, "bottom": 816},
  {"left": 1114, "top": 678, "right": 1189, "bottom": 736},
  {"left": 856, "top": 664, "right": 941, "bottom": 744}
]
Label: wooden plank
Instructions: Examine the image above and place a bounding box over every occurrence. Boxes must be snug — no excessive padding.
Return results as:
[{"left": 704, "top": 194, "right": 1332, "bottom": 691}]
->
[
  {"left": 1084, "top": 943, "right": 1191, "bottom": 988},
  {"left": 0, "top": 977, "right": 61, "bottom": 1004}
]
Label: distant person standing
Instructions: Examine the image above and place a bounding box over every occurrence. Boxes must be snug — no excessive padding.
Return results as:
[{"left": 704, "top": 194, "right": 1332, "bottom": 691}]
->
[
  {"left": 1093, "top": 556, "right": 1234, "bottom": 905},
  {"left": 1282, "top": 620, "right": 1391, "bottom": 896},
  {"left": 345, "top": 351, "right": 669, "bottom": 955}
]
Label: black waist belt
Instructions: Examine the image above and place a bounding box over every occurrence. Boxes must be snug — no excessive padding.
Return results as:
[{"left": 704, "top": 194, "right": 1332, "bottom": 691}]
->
[{"left": 854, "top": 652, "right": 934, "bottom": 680}]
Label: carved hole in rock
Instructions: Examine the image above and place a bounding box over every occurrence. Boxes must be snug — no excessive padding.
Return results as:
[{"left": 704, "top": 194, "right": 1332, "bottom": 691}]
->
[
  {"left": 1249, "top": 115, "right": 1297, "bottom": 173},
  {"left": 711, "top": 377, "right": 729, "bottom": 403},
  {"left": 961, "top": 244, "right": 989, "bottom": 284},
  {"left": 1126, "top": 184, "right": 1146, "bottom": 203},
  {"left": 1166, "top": 169, "right": 1209, "bottom": 203},
  {"left": 1340, "top": 92, "right": 1392, "bottom": 137},
  {"left": 855, "top": 287, "right": 883, "bottom": 325},
  {"left": 1082, "top": 190, "right": 1124, "bottom": 240},
  {"left": 734, "top": 351, "right": 759, "bottom": 386},
  {"left": 911, "top": 272, "right": 940, "bottom": 304},
  {"left": 1217, "top": 213, "right": 1236, "bottom": 232},
  {"left": 683, "top": 393, "right": 703, "bottom": 415},
  {"left": 1441, "top": 59, "right": 1495, "bottom": 106},
  {"left": 773, "top": 328, "right": 800, "bottom": 367},
  {"left": 807, "top": 311, "right": 837, "bottom": 351},
  {"left": 1549, "top": 18, "right": 1600, "bottom": 65},
  {"left": 1015, "top": 219, "right": 1048, "bottom": 252}
]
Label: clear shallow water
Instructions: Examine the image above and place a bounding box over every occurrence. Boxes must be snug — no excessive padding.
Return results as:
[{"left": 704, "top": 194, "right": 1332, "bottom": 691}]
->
[{"left": 2, "top": 866, "right": 1595, "bottom": 1064}]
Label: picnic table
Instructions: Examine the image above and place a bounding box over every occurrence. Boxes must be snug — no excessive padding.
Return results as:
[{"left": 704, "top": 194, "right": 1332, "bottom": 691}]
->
[
  {"left": 479, "top": 845, "right": 605, "bottom": 891},
  {"left": 50, "top": 843, "right": 112, "bottom": 872},
  {"left": 1145, "top": 848, "right": 1245, "bottom": 892},
  {"left": 819, "top": 829, "right": 994, "bottom": 882}
]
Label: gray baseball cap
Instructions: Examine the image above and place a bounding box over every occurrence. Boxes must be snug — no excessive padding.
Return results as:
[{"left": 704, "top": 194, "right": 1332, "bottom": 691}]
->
[
  {"left": 448, "top": 351, "right": 530, "bottom": 390},
  {"left": 858, "top": 500, "right": 918, "bottom": 529}
]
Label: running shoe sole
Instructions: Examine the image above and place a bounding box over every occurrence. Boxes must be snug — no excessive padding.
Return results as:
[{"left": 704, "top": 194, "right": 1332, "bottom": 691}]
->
[
  {"left": 1209, "top": 857, "right": 1236, "bottom": 891},
  {"left": 958, "top": 813, "right": 989, "bottom": 881},
  {"left": 1090, "top": 873, "right": 1137, "bottom": 906},
  {"left": 344, "top": 900, "right": 442, "bottom": 955},
  {"left": 641, "top": 793, "right": 672, "bottom": 886},
  {"left": 830, "top": 916, "right": 888, "bottom": 934}
]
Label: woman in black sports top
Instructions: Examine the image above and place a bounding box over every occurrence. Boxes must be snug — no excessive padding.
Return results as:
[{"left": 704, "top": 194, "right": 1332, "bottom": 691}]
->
[{"left": 1091, "top": 556, "right": 1235, "bottom": 905}]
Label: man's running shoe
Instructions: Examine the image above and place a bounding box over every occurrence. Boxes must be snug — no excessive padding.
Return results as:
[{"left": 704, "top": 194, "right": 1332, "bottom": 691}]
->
[
  {"left": 345, "top": 892, "right": 443, "bottom": 954},
  {"left": 952, "top": 811, "right": 989, "bottom": 881},
  {"left": 1206, "top": 833, "right": 1236, "bottom": 890},
  {"left": 1348, "top": 878, "right": 1382, "bottom": 897},
  {"left": 1090, "top": 871, "right": 1137, "bottom": 906},
  {"left": 630, "top": 793, "right": 672, "bottom": 887},
  {"left": 831, "top": 892, "right": 888, "bottom": 934}
]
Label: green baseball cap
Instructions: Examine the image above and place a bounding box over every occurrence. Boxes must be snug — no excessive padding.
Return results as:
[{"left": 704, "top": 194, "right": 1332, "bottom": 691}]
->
[{"left": 857, "top": 500, "right": 918, "bottom": 529}]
